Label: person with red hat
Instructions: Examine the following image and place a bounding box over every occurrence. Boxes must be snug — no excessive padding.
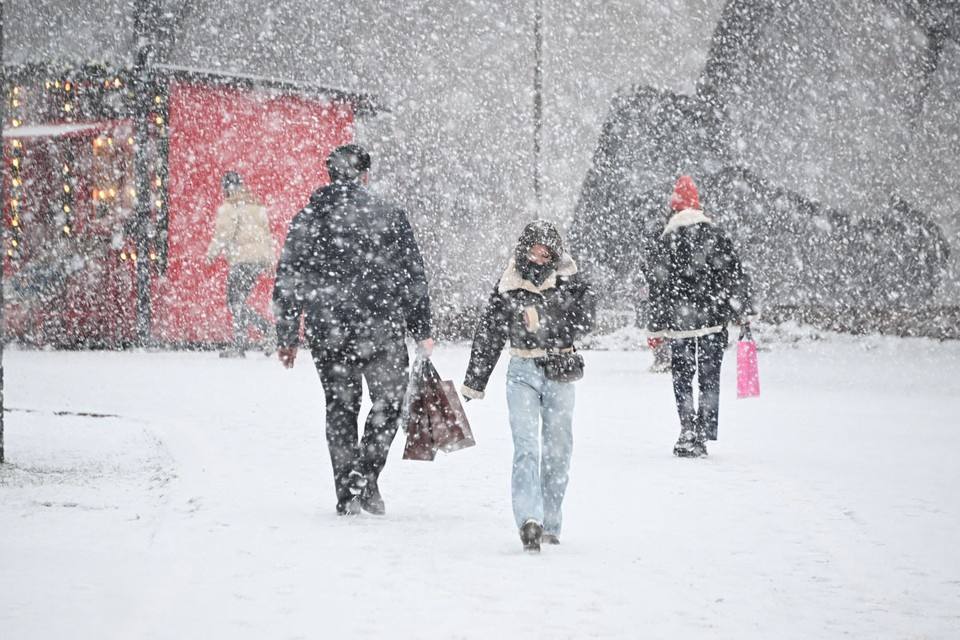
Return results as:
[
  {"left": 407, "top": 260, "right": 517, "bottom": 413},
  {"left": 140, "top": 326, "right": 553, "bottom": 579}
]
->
[{"left": 646, "top": 175, "right": 754, "bottom": 457}]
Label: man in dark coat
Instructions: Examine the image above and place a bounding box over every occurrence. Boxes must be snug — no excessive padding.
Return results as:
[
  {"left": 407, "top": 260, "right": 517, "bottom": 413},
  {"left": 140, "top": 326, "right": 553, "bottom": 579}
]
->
[
  {"left": 647, "top": 175, "right": 753, "bottom": 458},
  {"left": 273, "top": 144, "right": 434, "bottom": 515}
]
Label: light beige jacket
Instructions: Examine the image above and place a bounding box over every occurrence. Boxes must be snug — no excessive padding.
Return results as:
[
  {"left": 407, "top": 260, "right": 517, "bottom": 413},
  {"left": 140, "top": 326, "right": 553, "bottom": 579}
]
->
[{"left": 206, "top": 189, "right": 276, "bottom": 266}]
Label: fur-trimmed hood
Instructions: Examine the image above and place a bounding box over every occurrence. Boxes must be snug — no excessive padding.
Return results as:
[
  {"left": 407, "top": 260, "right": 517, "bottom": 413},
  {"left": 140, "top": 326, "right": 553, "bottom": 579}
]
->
[
  {"left": 662, "top": 208, "right": 712, "bottom": 236},
  {"left": 497, "top": 254, "right": 578, "bottom": 294}
]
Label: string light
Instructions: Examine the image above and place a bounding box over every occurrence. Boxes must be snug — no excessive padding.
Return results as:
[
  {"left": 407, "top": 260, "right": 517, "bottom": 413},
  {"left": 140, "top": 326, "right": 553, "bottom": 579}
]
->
[
  {"left": 7, "top": 133, "right": 25, "bottom": 261},
  {"left": 2, "top": 70, "right": 171, "bottom": 272}
]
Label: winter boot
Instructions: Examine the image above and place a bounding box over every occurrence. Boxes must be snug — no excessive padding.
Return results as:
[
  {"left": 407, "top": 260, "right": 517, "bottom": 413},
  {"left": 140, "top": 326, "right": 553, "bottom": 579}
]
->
[
  {"left": 336, "top": 496, "right": 361, "bottom": 516},
  {"left": 347, "top": 469, "right": 367, "bottom": 495},
  {"left": 691, "top": 434, "right": 708, "bottom": 457},
  {"left": 541, "top": 533, "right": 560, "bottom": 545},
  {"left": 334, "top": 470, "right": 367, "bottom": 515},
  {"left": 673, "top": 430, "right": 707, "bottom": 458},
  {"left": 360, "top": 477, "right": 385, "bottom": 516},
  {"left": 520, "top": 519, "right": 543, "bottom": 553}
]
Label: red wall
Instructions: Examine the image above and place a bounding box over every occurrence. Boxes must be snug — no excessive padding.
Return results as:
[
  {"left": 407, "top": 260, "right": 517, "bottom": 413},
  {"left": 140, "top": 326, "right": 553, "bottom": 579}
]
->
[{"left": 152, "top": 82, "right": 355, "bottom": 344}]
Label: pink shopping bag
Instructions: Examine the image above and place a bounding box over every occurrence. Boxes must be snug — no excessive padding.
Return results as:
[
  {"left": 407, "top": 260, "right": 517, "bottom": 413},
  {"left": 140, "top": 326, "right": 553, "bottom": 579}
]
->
[{"left": 736, "top": 326, "right": 760, "bottom": 398}]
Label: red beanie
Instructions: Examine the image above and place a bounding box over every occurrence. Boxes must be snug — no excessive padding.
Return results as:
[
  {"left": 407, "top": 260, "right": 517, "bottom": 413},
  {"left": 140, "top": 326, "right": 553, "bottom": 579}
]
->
[{"left": 670, "top": 175, "right": 700, "bottom": 211}]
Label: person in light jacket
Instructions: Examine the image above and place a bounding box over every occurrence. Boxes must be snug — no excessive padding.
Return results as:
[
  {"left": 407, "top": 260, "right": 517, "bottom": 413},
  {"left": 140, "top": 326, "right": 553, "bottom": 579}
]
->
[
  {"left": 207, "top": 171, "right": 276, "bottom": 357},
  {"left": 462, "top": 221, "right": 596, "bottom": 552}
]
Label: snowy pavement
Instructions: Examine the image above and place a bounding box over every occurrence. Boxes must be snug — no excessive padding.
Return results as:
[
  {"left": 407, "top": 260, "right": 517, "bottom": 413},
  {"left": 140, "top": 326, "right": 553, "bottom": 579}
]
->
[{"left": 2, "top": 334, "right": 959, "bottom": 639}]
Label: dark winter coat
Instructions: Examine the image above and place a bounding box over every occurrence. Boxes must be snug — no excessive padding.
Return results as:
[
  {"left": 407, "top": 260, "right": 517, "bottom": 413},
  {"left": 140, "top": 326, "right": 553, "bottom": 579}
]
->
[
  {"left": 647, "top": 208, "right": 753, "bottom": 338},
  {"left": 272, "top": 181, "right": 431, "bottom": 354},
  {"left": 462, "top": 255, "right": 596, "bottom": 398}
]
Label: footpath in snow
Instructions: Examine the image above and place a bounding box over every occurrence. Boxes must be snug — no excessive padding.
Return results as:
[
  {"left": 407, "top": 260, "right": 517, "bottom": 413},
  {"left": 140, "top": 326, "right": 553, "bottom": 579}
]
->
[{"left": 2, "top": 331, "right": 959, "bottom": 639}]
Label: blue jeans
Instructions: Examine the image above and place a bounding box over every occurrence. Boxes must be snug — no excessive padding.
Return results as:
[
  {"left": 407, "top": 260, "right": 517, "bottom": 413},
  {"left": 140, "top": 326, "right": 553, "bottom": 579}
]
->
[{"left": 506, "top": 356, "right": 575, "bottom": 536}]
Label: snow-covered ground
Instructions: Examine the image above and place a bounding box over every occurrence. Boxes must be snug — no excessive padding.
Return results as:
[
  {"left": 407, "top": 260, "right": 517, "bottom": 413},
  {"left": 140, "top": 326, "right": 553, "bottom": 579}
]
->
[{"left": 2, "top": 333, "right": 959, "bottom": 639}]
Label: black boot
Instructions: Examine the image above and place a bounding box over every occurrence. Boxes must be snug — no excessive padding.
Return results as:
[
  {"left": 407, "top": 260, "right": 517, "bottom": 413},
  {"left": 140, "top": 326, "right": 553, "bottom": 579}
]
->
[
  {"left": 541, "top": 533, "right": 560, "bottom": 545},
  {"left": 360, "top": 476, "right": 385, "bottom": 516},
  {"left": 691, "top": 433, "right": 708, "bottom": 457},
  {"left": 336, "top": 496, "right": 361, "bottom": 516},
  {"left": 520, "top": 519, "right": 543, "bottom": 553},
  {"left": 335, "top": 469, "right": 366, "bottom": 516},
  {"left": 673, "top": 429, "right": 707, "bottom": 457}
]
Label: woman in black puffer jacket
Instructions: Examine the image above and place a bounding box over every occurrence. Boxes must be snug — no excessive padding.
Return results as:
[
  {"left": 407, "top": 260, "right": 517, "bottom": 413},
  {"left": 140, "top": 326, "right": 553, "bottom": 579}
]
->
[{"left": 462, "top": 221, "right": 596, "bottom": 552}]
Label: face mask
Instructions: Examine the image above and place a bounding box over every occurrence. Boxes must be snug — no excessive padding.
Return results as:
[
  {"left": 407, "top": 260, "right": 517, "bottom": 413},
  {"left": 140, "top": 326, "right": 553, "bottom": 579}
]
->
[{"left": 518, "top": 259, "right": 555, "bottom": 287}]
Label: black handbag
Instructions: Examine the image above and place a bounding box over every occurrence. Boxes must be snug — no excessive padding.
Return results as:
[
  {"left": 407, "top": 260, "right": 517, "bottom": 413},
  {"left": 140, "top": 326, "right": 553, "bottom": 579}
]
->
[{"left": 536, "top": 349, "right": 584, "bottom": 383}]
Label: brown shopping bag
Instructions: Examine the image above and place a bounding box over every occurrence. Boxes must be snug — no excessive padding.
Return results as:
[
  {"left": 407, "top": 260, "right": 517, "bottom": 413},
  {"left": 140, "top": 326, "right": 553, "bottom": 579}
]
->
[
  {"left": 422, "top": 360, "right": 475, "bottom": 454},
  {"left": 402, "top": 410, "right": 436, "bottom": 460},
  {"left": 401, "top": 359, "right": 437, "bottom": 461}
]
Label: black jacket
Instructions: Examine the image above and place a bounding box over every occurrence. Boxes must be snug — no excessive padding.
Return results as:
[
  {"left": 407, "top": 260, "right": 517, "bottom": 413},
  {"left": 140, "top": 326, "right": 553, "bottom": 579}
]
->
[
  {"left": 273, "top": 182, "right": 431, "bottom": 353},
  {"left": 647, "top": 209, "right": 753, "bottom": 338},
  {"left": 462, "top": 255, "right": 596, "bottom": 398}
]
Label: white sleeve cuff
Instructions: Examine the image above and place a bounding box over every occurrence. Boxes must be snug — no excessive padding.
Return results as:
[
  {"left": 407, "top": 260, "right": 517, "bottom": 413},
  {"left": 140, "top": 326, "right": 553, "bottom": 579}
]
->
[{"left": 460, "top": 385, "right": 485, "bottom": 400}]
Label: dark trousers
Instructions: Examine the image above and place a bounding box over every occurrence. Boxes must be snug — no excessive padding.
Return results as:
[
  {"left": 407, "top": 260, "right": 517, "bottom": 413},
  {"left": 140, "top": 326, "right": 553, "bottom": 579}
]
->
[
  {"left": 311, "top": 341, "right": 409, "bottom": 504},
  {"left": 227, "top": 263, "right": 271, "bottom": 349},
  {"left": 670, "top": 329, "right": 727, "bottom": 440}
]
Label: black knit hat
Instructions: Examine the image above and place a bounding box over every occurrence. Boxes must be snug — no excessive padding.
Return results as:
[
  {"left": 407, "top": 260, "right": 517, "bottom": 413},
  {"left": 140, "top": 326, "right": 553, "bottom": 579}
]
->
[
  {"left": 517, "top": 220, "right": 563, "bottom": 258},
  {"left": 326, "top": 144, "right": 371, "bottom": 182},
  {"left": 222, "top": 171, "right": 242, "bottom": 191}
]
